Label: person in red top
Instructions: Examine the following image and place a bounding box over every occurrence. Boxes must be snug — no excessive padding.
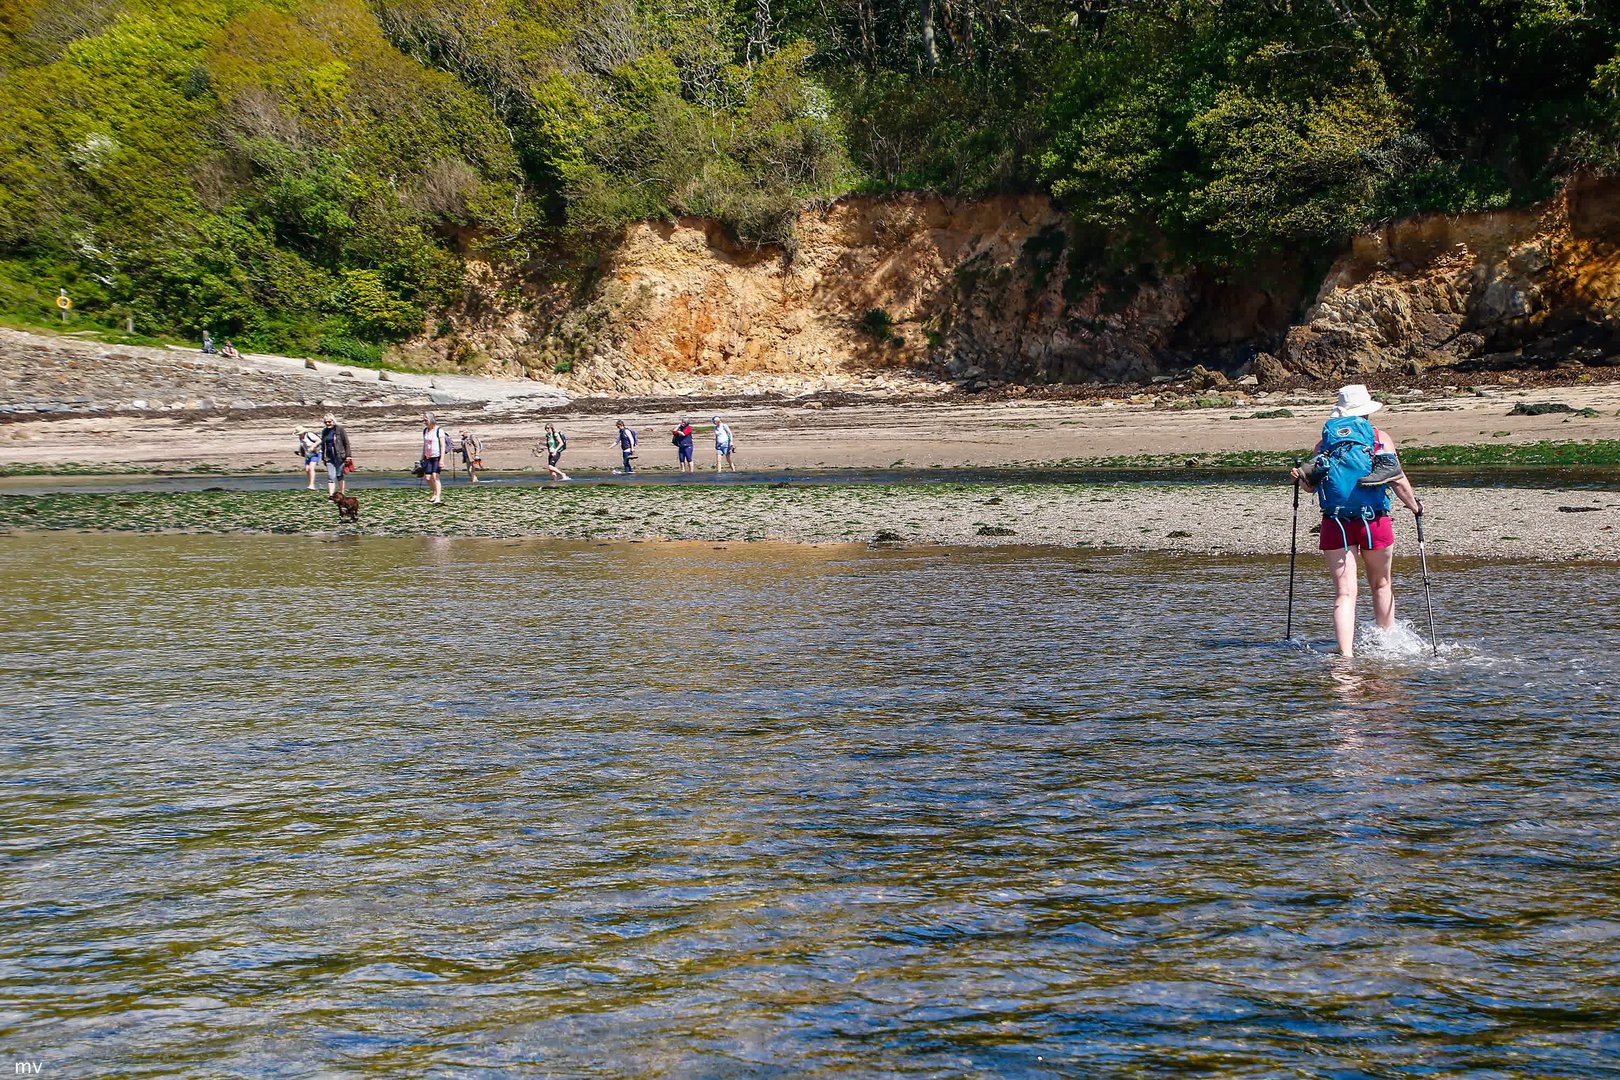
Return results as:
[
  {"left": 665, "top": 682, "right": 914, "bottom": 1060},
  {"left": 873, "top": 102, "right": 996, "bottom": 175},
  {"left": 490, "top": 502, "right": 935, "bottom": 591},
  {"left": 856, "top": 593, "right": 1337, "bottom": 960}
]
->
[
  {"left": 1291, "top": 385, "right": 1423, "bottom": 657},
  {"left": 671, "top": 419, "right": 695, "bottom": 473}
]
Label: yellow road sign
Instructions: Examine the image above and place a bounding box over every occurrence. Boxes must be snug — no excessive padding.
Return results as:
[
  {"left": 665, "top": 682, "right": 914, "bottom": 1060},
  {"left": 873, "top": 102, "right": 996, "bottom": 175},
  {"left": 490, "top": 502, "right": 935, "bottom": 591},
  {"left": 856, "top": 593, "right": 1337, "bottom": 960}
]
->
[{"left": 56, "top": 295, "right": 71, "bottom": 309}]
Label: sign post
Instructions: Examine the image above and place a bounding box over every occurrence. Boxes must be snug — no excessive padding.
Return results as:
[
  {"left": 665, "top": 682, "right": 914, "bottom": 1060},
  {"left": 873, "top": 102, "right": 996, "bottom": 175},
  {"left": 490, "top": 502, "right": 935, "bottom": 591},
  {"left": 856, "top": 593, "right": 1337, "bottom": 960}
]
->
[{"left": 56, "top": 289, "right": 72, "bottom": 323}]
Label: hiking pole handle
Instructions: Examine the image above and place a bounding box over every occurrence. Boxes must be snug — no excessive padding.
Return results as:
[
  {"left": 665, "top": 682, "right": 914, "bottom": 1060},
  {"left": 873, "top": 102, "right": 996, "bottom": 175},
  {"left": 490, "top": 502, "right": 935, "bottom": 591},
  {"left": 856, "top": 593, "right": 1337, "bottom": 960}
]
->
[{"left": 1415, "top": 507, "right": 1426, "bottom": 543}]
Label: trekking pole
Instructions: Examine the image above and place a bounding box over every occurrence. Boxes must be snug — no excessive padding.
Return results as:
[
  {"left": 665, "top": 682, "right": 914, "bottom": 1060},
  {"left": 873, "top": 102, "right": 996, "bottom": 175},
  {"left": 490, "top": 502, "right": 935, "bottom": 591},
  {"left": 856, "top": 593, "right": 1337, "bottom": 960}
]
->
[
  {"left": 1287, "top": 460, "right": 1301, "bottom": 641},
  {"left": 1415, "top": 503, "right": 1439, "bottom": 657}
]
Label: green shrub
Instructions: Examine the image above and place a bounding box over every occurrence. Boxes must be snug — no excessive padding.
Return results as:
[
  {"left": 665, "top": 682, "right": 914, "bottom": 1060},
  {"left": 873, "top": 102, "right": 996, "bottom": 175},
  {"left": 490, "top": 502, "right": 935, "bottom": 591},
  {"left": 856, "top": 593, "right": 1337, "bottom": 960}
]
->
[
  {"left": 316, "top": 334, "right": 384, "bottom": 366},
  {"left": 857, "top": 308, "right": 894, "bottom": 340}
]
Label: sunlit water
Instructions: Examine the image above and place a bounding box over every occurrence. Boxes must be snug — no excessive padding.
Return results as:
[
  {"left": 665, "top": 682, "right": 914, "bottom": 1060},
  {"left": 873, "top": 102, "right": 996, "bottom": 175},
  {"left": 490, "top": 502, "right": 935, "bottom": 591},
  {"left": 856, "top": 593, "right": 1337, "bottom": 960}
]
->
[{"left": 2, "top": 534, "right": 1618, "bottom": 1077}]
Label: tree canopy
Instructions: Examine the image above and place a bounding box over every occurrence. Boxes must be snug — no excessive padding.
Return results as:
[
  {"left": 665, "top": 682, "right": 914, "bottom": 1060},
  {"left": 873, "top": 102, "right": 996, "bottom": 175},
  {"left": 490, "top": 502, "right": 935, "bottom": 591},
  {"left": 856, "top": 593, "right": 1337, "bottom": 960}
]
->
[{"left": 1, "top": 0, "right": 1616, "bottom": 354}]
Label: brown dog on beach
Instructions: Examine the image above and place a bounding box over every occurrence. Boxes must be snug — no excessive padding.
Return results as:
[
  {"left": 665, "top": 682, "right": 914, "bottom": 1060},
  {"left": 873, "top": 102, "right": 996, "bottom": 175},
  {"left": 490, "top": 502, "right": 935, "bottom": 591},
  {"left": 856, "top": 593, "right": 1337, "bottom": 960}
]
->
[{"left": 330, "top": 492, "right": 360, "bottom": 523}]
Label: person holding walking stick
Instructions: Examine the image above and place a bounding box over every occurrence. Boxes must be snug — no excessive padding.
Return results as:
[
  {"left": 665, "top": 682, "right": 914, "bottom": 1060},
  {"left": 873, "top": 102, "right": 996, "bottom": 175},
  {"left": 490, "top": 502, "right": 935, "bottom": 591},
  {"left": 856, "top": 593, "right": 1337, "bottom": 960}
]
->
[{"left": 1289, "top": 385, "right": 1424, "bottom": 658}]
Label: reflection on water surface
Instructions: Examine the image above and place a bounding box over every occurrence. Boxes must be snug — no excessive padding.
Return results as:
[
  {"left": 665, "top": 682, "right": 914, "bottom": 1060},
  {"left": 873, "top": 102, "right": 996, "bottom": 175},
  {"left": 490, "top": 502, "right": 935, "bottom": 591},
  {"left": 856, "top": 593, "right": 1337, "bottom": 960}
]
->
[{"left": 2, "top": 535, "right": 1618, "bottom": 1076}]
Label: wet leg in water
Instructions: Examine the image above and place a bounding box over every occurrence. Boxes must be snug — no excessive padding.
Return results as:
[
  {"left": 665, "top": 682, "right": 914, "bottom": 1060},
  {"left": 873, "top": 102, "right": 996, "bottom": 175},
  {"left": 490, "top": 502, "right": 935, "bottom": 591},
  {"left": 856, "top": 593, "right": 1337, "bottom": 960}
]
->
[
  {"left": 1326, "top": 547, "right": 1360, "bottom": 657},
  {"left": 1363, "top": 545, "right": 1397, "bottom": 631}
]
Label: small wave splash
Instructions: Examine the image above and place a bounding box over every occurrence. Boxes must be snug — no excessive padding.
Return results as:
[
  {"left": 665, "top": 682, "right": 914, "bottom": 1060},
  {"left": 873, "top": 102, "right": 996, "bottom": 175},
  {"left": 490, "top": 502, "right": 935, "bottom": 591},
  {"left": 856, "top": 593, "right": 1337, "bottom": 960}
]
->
[{"left": 1354, "top": 618, "right": 1476, "bottom": 661}]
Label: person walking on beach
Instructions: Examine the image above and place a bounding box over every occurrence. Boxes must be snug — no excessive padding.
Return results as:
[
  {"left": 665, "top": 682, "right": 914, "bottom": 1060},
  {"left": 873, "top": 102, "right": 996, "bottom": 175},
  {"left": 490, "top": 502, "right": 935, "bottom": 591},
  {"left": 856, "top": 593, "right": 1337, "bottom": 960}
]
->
[
  {"left": 711, "top": 415, "right": 735, "bottom": 472},
  {"left": 320, "top": 413, "right": 352, "bottom": 497},
  {"left": 671, "top": 418, "right": 695, "bottom": 473},
  {"left": 457, "top": 429, "right": 483, "bottom": 484},
  {"left": 421, "top": 412, "right": 448, "bottom": 504},
  {"left": 296, "top": 428, "right": 321, "bottom": 490},
  {"left": 1291, "top": 384, "right": 1424, "bottom": 658},
  {"left": 613, "top": 420, "right": 638, "bottom": 474},
  {"left": 537, "top": 424, "right": 570, "bottom": 481}
]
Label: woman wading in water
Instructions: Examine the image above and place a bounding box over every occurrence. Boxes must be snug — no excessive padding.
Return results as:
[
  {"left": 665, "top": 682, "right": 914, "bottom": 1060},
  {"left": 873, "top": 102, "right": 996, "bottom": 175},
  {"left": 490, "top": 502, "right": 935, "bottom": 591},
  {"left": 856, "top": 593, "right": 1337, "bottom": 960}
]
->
[{"left": 1291, "top": 385, "right": 1424, "bottom": 658}]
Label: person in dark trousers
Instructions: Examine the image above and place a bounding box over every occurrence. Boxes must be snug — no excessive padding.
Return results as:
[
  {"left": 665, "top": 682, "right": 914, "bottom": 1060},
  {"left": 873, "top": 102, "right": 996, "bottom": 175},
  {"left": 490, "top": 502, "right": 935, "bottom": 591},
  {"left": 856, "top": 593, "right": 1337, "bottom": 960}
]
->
[
  {"left": 201, "top": 330, "right": 215, "bottom": 355},
  {"left": 671, "top": 418, "right": 695, "bottom": 473},
  {"left": 613, "top": 420, "right": 638, "bottom": 474},
  {"left": 320, "top": 413, "right": 352, "bottom": 497}
]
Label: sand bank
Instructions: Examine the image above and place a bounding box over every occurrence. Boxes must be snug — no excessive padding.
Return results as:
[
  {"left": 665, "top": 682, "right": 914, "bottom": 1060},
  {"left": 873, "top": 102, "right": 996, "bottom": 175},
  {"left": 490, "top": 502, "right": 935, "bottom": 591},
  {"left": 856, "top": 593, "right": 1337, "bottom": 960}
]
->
[{"left": 3, "top": 482, "right": 1616, "bottom": 561}]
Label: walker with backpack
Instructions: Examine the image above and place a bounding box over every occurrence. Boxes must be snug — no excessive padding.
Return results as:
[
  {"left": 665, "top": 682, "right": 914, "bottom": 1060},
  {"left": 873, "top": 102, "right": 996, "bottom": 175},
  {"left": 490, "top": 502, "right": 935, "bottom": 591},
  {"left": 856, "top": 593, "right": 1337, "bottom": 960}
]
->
[{"left": 1287, "top": 388, "right": 1438, "bottom": 655}]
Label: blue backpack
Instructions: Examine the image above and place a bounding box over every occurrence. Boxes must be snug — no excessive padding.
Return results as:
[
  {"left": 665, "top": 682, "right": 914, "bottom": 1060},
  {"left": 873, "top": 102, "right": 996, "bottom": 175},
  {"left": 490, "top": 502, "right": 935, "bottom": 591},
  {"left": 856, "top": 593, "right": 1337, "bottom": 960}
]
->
[{"left": 1313, "top": 416, "right": 1390, "bottom": 520}]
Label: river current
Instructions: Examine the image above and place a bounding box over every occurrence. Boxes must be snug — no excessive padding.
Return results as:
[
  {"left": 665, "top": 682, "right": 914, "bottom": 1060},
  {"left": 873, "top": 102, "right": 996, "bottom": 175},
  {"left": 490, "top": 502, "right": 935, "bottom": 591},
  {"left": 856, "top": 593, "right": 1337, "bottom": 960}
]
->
[{"left": 1, "top": 534, "right": 1617, "bottom": 1076}]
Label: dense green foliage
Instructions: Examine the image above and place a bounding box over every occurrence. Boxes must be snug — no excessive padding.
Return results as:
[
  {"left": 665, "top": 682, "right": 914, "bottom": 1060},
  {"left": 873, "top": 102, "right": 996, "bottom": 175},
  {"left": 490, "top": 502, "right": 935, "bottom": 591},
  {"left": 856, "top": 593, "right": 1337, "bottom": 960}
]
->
[{"left": 1, "top": 0, "right": 1617, "bottom": 353}]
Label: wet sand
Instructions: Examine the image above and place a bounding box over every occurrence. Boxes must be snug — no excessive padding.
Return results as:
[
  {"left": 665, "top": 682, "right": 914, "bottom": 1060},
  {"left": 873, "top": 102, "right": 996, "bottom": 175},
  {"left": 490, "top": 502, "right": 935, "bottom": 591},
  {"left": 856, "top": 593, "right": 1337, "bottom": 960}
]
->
[{"left": 4, "top": 482, "right": 1617, "bottom": 560}]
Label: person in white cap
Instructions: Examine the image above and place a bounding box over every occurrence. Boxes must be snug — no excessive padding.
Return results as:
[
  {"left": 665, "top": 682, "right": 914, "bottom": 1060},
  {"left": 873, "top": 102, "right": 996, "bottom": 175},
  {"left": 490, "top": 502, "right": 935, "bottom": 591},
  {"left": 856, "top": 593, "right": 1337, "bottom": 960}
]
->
[
  {"left": 711, "top": 415, "right": 735, "bottom": 472},
  {"left": 296, "top": 427, "right": 321, "bottom": 490},
  {"left": 1290, "top": 384, "right": 1423, "bottom": 657}
]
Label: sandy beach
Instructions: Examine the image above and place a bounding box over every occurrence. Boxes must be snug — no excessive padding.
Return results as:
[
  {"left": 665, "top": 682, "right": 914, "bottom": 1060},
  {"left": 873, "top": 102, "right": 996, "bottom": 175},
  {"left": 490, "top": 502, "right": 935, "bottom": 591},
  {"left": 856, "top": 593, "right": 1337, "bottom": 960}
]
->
[
  {"left": 6, "top": 329, "right": 1620, "bottom": 559},
  {"left": 7, "top": 381, "right": 1620, "bottom": 475}
]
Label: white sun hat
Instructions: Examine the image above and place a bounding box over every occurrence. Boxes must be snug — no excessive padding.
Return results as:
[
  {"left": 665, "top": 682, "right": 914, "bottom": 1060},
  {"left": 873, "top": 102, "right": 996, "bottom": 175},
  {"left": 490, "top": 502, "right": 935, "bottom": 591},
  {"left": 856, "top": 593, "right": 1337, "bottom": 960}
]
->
[{"left": 1330, "top": 384, "right": 1382, "bottom": 418}]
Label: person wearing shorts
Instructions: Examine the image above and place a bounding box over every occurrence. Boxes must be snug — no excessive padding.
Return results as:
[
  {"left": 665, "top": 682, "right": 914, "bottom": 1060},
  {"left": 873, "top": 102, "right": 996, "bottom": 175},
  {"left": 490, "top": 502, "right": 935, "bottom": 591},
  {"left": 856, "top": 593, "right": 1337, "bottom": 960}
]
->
[
  {"left": 319, "top": 414, "right": 351, "bottom": 497},
  {"left": 297, "top": 428, "right": 321, "bottom": 490},
  {"left": 541, "top": 423, "right": 570, "bottom": 481},
  {"left": 1292, "top": 385, "right": 1423, "bottom": 657},
  {"left": 711, "top": 415, "right": 735, "bottom": 472},
  {"left": 421, "top": 412, "right": 446, "bottom": 504}
]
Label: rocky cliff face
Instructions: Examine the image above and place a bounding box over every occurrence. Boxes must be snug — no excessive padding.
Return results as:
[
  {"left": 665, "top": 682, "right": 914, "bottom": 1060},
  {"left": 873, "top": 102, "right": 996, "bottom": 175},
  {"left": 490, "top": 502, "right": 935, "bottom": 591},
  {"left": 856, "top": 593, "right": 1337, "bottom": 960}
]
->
[
  {"left": 409, "top": 194, "right": 1297, "bottom": 392},
  {"left": 407, "top": 179, "right": 1620, "bottom": 391},
  {"left": 1281, "top": 175, "right": 1620, "bottom": 379}
]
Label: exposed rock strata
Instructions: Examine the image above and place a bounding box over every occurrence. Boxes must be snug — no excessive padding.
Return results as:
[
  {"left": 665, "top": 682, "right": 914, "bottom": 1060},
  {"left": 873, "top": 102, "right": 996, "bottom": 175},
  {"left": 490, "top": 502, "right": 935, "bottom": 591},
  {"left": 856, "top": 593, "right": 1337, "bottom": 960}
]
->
[
  {"left": 1283, "top": 176, "right": 1620, "bottom": 378},
  {"left": 411, "top": 180, "right": 1620, "bottom": 389},
  {"left": 414, "top": 195, "right": 1298, "bottom": 391}
]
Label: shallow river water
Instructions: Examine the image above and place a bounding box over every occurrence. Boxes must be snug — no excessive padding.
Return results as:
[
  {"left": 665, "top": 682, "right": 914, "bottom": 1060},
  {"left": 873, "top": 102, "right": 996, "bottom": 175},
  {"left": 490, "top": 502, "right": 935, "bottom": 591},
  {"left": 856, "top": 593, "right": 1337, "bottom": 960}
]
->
[{"left": 2, "top": 535, "right": 1618, "bottom": 1077}]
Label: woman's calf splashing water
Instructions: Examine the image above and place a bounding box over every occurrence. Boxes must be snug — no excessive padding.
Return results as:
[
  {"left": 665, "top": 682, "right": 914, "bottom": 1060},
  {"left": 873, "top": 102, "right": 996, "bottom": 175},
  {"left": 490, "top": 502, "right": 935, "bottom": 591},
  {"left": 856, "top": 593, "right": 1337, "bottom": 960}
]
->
[{"left": 1291, "top": 384, "right": 1425, "bottom": 658}]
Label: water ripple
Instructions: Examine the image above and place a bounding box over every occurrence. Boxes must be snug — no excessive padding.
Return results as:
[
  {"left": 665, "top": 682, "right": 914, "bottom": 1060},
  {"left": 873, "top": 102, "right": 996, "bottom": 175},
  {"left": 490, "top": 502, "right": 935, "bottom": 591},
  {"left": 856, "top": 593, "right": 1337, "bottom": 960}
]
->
[{"left": 2, "top": 536, "right": 1618, "bottom": 1076}]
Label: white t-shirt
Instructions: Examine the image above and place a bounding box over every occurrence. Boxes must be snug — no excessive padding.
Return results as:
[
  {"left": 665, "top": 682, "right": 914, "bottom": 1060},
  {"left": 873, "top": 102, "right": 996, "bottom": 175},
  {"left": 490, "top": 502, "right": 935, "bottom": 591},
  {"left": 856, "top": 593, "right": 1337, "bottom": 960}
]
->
[
  {"left": 423, "top": 425, "right": 443, "bottom": 459},
  {"left": 713, "top": 422, "right": 732, "bottom": 448}
]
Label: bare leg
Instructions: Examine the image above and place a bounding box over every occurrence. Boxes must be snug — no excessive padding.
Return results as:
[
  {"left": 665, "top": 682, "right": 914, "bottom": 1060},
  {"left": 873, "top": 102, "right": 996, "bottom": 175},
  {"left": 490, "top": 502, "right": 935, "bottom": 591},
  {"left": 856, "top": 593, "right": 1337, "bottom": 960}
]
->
[
  {"left": 1326, "top": 547, "right": 1359, "bottom": 657},
  {"left": 429, "top": 473, "right": 441, "bottom": 502},
  {"left": 305, "top": 463, "right": 316, "bottom": 490},
  {"left": 1363, "top": 545, "right": 1396, "bottom": 629}
]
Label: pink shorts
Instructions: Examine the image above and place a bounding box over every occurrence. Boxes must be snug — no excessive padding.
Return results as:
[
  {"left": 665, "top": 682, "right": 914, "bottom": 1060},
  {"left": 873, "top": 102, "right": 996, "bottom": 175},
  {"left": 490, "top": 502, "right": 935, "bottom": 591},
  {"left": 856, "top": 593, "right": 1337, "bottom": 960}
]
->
[{"left": 1319, "top": 515, "right": 1394, "bottom": 551}]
